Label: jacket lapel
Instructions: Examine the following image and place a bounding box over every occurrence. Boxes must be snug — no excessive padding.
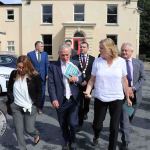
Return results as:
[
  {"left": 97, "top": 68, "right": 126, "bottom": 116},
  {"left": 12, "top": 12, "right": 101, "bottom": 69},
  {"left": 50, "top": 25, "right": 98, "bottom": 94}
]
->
[{"left": 56, "top": 61, "right": 64, "bottom": 84}]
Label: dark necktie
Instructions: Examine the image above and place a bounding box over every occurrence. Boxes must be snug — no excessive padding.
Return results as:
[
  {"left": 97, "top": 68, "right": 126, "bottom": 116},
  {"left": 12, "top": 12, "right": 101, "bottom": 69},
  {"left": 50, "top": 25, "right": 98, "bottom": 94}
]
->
[
  {"left": 126, "top": 60, "right": 132, "bottom": 87},
  {"left": 82, "top": 55, "right": 86, "bottom": 68},
  {"left": 38, "top": 52, "right": 41, "bottom": 62}
]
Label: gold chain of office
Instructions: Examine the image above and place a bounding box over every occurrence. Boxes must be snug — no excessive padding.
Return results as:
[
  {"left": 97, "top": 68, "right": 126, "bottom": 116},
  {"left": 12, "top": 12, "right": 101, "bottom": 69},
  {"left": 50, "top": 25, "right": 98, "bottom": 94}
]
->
[{"left": 79, "top": 55, "right": 89, "bottom": 74}]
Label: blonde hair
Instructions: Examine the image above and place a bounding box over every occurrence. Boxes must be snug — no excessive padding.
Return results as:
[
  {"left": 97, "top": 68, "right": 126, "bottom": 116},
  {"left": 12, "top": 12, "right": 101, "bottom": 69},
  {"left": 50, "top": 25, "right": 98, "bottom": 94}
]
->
[{"left": 100, "top": 38, "right": 118, "bottom": 59}]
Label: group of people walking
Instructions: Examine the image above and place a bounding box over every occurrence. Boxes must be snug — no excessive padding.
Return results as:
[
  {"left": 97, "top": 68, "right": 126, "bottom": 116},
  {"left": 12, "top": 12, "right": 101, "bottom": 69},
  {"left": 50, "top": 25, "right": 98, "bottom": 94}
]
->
[{"left": 6, "top": 38, "right": 145, "bottom": 150}]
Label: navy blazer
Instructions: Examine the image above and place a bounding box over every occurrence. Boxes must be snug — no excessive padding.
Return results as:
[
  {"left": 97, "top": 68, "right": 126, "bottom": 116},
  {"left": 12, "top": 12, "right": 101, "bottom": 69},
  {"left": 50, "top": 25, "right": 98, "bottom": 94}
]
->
[
  {"left": 48, "top": 60, "right": 82, "bottom": 107},
  {"left": 27, "top": 50, "right": 49, "bottom": 81}
]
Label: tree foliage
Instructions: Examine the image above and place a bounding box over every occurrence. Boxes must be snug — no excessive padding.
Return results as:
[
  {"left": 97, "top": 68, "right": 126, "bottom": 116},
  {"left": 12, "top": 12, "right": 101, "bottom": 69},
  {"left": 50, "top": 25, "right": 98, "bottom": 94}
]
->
[{"left": 138, "top": 0, "right": 150, "bottom": 57}]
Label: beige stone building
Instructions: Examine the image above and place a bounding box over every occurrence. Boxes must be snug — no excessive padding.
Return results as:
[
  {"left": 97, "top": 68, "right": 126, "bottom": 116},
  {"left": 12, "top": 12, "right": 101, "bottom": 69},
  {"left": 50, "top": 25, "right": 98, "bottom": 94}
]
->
[{"left": 0, "top": 0, "right": 140, "bottom": 60}]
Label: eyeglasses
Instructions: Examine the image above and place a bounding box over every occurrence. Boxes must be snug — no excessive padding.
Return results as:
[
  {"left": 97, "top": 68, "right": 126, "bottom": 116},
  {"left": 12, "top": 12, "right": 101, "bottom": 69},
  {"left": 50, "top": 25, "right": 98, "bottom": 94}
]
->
[{"left": 80, "top": 46, "right": 86, "bottom": 48}]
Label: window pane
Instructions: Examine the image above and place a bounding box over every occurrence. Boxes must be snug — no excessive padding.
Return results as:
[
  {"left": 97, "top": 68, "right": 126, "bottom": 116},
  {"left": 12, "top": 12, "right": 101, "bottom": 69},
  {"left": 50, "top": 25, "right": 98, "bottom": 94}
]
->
[
  {"left": 43, "top": 5, "right": 52, "bottom": 13},
  {"left": 107, "top": 35, "right": 117, "bottom": 45},
  {"left": 75, "top": 5, "right": 84, "bottom": 13},
  {"left": 108, "top": 5, "right": 117, "bottom": 14},
  {"left": 42, "top": 35, "right": 52, "bottom": 55},
  {"left": 7, "top": 10, "right": 14, "bottom": 20},
  {"left": 107, "top": 15, "right": 117, "bottom": 23},
  {"left": 42, "top": 5, "right": 52, "bottom": 23},
  {"left": 74, "top": 14, "right": 84, "bottom": 21},
  {"left": 43, "top": 15, "right": 52, "bottom": 23}
]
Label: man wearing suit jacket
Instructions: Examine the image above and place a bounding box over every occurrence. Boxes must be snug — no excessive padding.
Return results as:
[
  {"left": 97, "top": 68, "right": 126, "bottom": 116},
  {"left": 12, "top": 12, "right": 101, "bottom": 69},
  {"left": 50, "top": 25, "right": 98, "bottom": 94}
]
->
[
  {"left": 27, "top": 41, "right": 49, "bottom": 113},
  {"left": 120, "top": 43, "right": 146, "bottom": 150},
  {"left": 72, "top": 42, "right": 95, "bottom": 128},
  {"left": 48, "top": 44, "right": 82, "bottom": 150}
]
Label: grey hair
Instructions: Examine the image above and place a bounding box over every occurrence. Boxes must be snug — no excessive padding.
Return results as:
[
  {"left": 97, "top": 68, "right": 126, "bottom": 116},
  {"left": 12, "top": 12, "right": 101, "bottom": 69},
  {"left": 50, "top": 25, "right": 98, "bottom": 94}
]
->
[
  {"left": 121, "top": 42, "right": 134, "bottom": 51},
  {"left": 58, "top": 44, "right": 71, "bottom": 54}
]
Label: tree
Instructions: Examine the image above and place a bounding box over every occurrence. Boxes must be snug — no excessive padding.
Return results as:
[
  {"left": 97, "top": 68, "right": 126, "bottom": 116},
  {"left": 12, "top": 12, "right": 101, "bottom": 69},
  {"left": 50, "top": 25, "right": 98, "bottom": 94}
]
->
[{"left": 138, "top": 0, "right": 150, "bottom": 57}]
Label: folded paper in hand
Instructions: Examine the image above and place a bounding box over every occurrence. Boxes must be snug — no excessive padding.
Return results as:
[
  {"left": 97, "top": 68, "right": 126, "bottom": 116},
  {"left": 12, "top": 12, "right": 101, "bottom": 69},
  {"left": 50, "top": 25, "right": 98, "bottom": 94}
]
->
[
  {"left": 123, "top": 102, "right": 134, "bottom": 117},
  {"left": 64, "top": 62, "right": 81, "bottom": 78}
]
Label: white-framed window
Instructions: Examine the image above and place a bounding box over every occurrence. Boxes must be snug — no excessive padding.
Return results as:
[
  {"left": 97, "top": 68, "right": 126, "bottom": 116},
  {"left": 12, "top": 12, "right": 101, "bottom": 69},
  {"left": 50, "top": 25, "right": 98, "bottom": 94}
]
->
[
  {"left": 42, "top": 34, "right": 52, "bottom": 55},
  {"left": 7, "top": 9, "right": 14, "bottom": 21},
  {"left": 7, "top": 41, "right": 15, "bottom": 52},
  {"left": 74, "top": 4, "right": 84, "bottom": 21},
  {"left": 107, "top": 34, "right": 118, "bottom": 45},
  {"left": 42, "top": 5, "right": 53, "bottom": 23},
  {"left": 107, "top": 4, "right": 118, "bottom": 24}
]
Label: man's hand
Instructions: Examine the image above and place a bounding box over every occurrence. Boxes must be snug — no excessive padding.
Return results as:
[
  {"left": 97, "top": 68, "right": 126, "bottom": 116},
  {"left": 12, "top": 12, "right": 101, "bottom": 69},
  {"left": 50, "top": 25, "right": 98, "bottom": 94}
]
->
[
  {"left": 81, "top": 81, "right": 87, "bottom": 86},
  {"left": 68, "top": 76, "right": 78, "bottom": 83},
  {"left": 127, "top": 98, "right": 132, "bottom": 106},
  {"left": 128, "top": 87, "right": 134, "bottom": 98},
  {"left": 52, "top": 100, "right": 59, "bottom": 109}
]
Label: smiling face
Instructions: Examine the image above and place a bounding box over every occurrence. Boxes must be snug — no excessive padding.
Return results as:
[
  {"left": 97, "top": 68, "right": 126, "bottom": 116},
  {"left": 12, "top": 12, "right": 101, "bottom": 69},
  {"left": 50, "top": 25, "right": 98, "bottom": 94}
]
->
[{"left": 121, "top": 44, "right": 133, "bottom": 59}]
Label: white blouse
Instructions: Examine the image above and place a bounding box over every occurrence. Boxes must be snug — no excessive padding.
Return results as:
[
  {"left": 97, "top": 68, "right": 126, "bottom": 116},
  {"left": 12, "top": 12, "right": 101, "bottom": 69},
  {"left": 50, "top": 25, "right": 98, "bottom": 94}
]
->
[
  {"left": 13, "top": 75, "right": 33, "bottom": 113},
  {"left": 92, "top": 57, "right": 127, "bottom": 102}
]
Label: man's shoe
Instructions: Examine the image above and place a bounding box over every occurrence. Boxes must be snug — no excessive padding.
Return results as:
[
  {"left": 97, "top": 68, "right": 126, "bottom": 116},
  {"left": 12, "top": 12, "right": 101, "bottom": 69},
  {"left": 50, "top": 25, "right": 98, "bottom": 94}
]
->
[
  {"left": 92, "top": 137, "right": 98, "bottom": 146},
  {"left": 76, "top": 125, "right": 82, "bottom": 132},
  {"left": 38, "top": 109, "right": 43, "bottom": 114},
  {"left": 62, "top": 143, "right": 69, "bottom": 150},
  {"left": 120, "top": 142, "right": 128, "bottom": 150},
  {"left": 83, "top": 114, "right": 88, "bottom": 120},
  {"left": 70, "top": 142, "right": 77, "bottom": 150}
]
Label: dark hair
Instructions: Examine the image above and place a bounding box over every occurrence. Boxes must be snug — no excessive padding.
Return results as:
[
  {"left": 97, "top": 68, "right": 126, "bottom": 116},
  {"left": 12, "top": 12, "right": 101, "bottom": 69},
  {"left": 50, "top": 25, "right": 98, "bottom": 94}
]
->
[
  {"left": 34, "top": 41, "right": 43, "bottom": 47},
  {"left": 65, "top": 39, "right": 72, "bottom": 44},
  {"left": 80, "top": 41, "right": 89, "bottom": 48},
  {"left": 17, "top": 55, "right": 38, "bottom": 77}
]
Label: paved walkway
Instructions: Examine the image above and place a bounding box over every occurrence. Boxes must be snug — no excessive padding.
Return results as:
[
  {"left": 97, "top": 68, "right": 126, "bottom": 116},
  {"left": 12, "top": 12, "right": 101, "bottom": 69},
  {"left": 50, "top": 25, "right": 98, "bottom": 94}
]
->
[{"left": 0, "top": 62, "right": 150, "bottom": 150}]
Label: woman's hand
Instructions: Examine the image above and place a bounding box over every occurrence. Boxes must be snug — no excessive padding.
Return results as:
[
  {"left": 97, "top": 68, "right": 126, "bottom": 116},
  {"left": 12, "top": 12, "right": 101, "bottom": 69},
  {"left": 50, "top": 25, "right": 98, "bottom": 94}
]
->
[{"left": 83, "top": 91, "right": 92, "bottom": 98}]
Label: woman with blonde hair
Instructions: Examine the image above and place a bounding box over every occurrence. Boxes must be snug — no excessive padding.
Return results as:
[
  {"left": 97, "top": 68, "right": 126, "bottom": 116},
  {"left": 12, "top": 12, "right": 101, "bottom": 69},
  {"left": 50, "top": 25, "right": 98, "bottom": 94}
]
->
[
  {"left": 84, "top": 38, "right": 131, "bottom": 150},
  {"left": 7, "top": 55, "right": 42, "bottom": 150}
]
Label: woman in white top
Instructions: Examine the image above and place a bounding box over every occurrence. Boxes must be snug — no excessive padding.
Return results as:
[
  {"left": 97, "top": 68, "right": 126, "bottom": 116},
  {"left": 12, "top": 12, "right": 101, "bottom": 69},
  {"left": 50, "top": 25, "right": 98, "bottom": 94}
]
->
[
  {"left": 84, "top": 38, "right": 132, "bottom": 150},
  {"left": 7, "top": 55, "right": 42, "bottom": 150}
]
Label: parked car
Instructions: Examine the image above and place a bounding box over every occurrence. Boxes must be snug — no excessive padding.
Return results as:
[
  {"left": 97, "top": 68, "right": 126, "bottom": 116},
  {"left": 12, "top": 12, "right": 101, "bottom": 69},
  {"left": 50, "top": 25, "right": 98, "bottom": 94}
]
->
[
  {"left": 0, "top": 54, "right": 17, "bottom": 68},
  {"left": 0, "top": 66, "right": 15, "bottom": 93}
]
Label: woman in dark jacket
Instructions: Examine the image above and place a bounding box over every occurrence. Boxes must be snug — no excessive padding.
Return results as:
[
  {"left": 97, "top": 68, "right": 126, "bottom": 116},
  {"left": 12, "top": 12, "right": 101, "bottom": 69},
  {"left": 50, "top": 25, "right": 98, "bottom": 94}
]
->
[{"left": 7, "top": 55, "right": 42, "bottom": 150}]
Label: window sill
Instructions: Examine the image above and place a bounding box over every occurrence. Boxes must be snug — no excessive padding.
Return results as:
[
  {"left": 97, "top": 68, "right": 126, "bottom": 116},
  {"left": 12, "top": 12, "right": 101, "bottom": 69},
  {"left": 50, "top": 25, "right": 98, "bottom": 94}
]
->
[
  {"left": 5, "top": 20, "right": 15, "bottom": 22},
  {"left": 40, "top": 23, "right": 53, "bottom": 26},
  {"left": 105, "top": 23, "right": 119, "bottom": 26}
]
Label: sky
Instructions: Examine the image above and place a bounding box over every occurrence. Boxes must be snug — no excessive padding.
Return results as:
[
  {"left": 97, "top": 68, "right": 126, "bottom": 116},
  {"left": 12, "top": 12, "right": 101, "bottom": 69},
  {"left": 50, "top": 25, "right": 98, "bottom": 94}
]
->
[{"left": 1, "top": 0, "right": 21, "bottom": 4}]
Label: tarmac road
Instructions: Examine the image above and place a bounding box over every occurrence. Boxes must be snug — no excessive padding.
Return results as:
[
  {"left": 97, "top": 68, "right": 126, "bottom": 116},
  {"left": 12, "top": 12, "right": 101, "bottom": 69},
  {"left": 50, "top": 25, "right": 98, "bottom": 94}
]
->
[{"left": 0, "top": 62, "right": 150, "bottom": 150}]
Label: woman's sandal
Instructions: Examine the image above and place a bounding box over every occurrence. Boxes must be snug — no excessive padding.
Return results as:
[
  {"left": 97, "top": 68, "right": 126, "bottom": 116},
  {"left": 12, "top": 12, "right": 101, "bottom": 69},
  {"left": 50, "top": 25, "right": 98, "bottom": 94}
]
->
[{"left": 34, "top": 135, "right": 40, "bottom": 145}]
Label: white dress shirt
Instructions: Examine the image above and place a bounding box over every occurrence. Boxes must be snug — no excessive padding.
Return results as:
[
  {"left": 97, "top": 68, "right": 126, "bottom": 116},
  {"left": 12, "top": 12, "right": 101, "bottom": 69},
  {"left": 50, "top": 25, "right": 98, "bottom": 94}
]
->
[{"left": 61, "top": 61, "right": 72, "bottom": 99}]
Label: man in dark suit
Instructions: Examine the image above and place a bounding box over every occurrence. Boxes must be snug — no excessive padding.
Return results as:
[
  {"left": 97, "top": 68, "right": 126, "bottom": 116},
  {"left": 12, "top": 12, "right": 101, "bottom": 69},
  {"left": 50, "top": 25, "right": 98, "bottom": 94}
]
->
[
  {"left": 120, "top": 43, "right": 146, "bottom": 150},
  {"left": 72, "top": 41, "right": 95, "bottom": 128},
  {"left": 27, "top": 41, "right": 49, "bottom": 113},
  {"left": 48, "top": 44, "right": 82, "bottom": 150},
  {"left": 65, "top": 39, "right": 77, "bottom": 57}
]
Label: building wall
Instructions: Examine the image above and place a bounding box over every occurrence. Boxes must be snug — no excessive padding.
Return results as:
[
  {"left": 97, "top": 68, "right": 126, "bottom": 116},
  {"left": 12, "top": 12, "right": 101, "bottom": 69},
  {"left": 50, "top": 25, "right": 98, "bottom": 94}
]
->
[
  {"left": 0, "top": 5, "right": 21, "bottom": 55},
  {"left": 0, "top": 0, "right": 139, "bottom": 60}
]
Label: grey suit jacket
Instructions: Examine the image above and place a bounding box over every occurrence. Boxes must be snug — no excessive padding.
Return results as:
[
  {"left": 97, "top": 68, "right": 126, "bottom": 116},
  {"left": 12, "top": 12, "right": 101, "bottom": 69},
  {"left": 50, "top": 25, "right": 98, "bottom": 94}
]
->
[{"left": 132, "top": 58, "right": 146, "bottom": 107}]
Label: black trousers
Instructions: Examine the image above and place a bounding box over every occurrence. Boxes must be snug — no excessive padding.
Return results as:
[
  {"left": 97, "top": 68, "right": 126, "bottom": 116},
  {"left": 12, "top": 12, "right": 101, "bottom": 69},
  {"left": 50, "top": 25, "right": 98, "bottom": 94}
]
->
[{"left": 93, "top": 98, "right": 123, "bottom": 150}]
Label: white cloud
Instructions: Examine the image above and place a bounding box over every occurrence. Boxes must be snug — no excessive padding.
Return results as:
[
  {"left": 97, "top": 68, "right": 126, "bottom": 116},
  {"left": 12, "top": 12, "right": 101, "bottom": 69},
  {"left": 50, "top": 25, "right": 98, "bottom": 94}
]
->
[{"left": 1, "top": 0, "right": 21, "bottom": 4}]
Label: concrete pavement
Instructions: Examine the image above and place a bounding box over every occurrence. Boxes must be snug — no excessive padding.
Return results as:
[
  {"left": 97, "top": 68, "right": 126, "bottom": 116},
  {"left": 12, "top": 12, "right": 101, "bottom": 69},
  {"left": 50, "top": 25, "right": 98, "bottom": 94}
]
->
[{"left": 0, "top": 62, "right": 150, "bottom": 150}]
